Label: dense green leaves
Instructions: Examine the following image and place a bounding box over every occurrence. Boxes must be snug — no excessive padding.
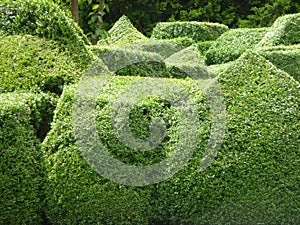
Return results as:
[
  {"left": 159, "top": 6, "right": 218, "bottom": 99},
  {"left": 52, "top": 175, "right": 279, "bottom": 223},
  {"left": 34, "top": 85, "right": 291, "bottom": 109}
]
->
[
  {"left": 258, "top": 12, "right": 300, "bottom": 46},
  {"left": 258, "top": 45, "right": 300, "bottom": 82},
  {"left": 0, "top": 35, "right": 84, "bottom": 95},
  {"left": 205, "top": 27, "right": 269, "bottom": 65},
  {"left": 0, "top": 92, "right": 56, "bottom": 225},
  {"left": 151, "top": 21, "right": 228, "bottom": 42},
  {"left": 0, "top": 0, "right": 93, "bottom": 66}
]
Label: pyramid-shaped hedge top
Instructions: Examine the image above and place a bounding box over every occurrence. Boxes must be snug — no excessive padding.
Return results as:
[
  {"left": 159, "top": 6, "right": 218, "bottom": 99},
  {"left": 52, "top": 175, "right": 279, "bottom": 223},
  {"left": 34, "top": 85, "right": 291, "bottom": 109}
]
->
[
  {"left": 258, "top": 13, "right": 300, "bottom": 46},
  {"left": 98, "top": 15, "right": 147, "bottom": 46},
  {"left": 151, "top": 21, "right": 228, "bottom": 42},
  {"left": 0, "top": 0, "right": 92, "bottom": 66}
]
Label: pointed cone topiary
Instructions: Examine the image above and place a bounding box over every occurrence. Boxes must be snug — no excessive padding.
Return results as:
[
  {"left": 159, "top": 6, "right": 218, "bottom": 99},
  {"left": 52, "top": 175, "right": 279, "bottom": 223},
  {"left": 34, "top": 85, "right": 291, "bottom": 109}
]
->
[{"left": 100, "top": 15, "right": 147, "bottom": 46}]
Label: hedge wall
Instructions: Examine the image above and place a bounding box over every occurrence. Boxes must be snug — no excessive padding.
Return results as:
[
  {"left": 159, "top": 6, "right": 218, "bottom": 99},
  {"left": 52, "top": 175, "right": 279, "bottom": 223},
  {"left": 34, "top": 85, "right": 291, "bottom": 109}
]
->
[
  {"left": 0, "top": 35, "right": 85, "bottom": 95},
  {"left": 205, "top": 27, "right": 269, "bottom": 65},
  {"left": 259, "top": 13, "right": 300, "bottom": 47},
  {"left": 0, "top": 92, "right": 56, "bottom": 225},
  {"left": 0, "top": 0, "right": 93, "bottom": 66},
  {"left": 151, "top": 21, "right": 228, "bottom": 42},
  {"left": 98, "top": 15, "right": 147, "bottom": 46},
  {"left": 258, "top": 45, "right": 300, "bottom": 82}
]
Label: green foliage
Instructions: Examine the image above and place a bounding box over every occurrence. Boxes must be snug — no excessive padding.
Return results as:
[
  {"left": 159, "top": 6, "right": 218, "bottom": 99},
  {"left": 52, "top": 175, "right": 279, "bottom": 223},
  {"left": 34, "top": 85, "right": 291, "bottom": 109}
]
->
[
  {"left": 42, "top": 76, "right": 209, "bottom": 224},
  {"left": 98, "top": 15, "right": 148, "bottom": 46},
  {"left": 197, "top": 40, "right": 215, "bottom": 55},
  {"left": 153, "top": 51, "right": 300, "bottom": 224},
  {"left": 258, "top": 44, "right": 300, "bottom": 82},
  {"left": 205, "top": 27, "right": 269, "bottom": 65},
  {"left": 125, "top": 37, "right": 195, "bottom": 58},
  {"left": 165, "top": 44, "right": 214, "bottom": 79},
  {"left": 89, "top": 44, "right": 201, "bottom": 79},
  {"left": 0, "top": 35, "right": 84, "bottom": 95},
  {"left": 0, "top": 0, "right": 93, "bottom": 66},
  {"left": 258, "top": 13, "right": 300, "bottom": 46},
  {"left": 0, "top": 92, "right": 56, "bottom": 225},
  {"left": 151, "top": 21, "right": 229, "bottom": 42}
]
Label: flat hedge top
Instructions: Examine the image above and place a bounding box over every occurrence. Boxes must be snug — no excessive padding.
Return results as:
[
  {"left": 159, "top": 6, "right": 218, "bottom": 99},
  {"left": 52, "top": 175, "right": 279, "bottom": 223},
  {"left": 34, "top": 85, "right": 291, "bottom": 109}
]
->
[{"left": 151, "top": 21, "right": 228, "bottom": 42}]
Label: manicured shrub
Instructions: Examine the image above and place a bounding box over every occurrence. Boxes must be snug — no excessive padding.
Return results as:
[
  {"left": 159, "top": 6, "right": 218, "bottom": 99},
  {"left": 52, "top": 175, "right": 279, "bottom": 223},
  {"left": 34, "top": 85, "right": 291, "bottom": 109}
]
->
[
  {"left": 0, "top": 92, "right": 56, "bottom": 225},
  {"left": 0, "top": 35, "right": 84, "bottom": 95},
  {"left": 258, "top": 44, "right": 300, "bottom": 82},
  {"left": 151, "top": 21, "right": 228, "bottom": 42},
  {"left": 42, "top": 49, "right": 299, "bottom": 224},
  {"left": 165, "top": 44, "right": 214, "bottom": 79},
  {"left": 42, "top": 76, "right": 210, "bottom": 224},
  {"left": 0, "top": 0, "right": 92, "bottom": 66},
  {"left": 90, "top": 45, "right": 205, "bottom": 79},
  {"left": 205, "top": 27, "right": 269, "bottom": 65},
  {"left": 197, "top": 40, "right": 215, "bottom": 55},
  {"left": 98, "top": 15, "right": 147, "bottom": 46},
  {"left": 153, "top": 51, "right": 299, "bottom": 224},
  {"left": 258, "top": 13, "right": 300, "bottom": 47}
]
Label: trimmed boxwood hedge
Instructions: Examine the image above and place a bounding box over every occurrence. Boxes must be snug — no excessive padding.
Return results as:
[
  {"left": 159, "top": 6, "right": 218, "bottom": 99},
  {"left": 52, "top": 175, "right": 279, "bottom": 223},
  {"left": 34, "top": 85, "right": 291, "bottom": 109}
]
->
[
  {"left": 42, "top": 76, "right": 210, "bottom": 224},
  {"left": 0, "top": 92, "right": 56, "bottom": 225},
  {"left": 0, "top": 0, "right": 93, "bottom": 66},
  {"left": 258, "top": 45, "right": 300, "bottom": 82},
  {"left": 205, "top": 27, "right": 269, "bottom": 65},
  {"left": 151, "top": 21, "right": 228, "bottom": 42},
  {"left": 0, "top": 35, "right": 85, "bottom": 95},
  {"left": 42, "top": 50, "right": 299, "bottom": 224},
  {"left": 153, "top": 51, "right": 300, "bottom": 224},
  {"left": 97, "top": 15, "right": 147, "bottom": 46},
  {"left": 258, "top": 13, "right": 300, "bottom": 47},
  {"left": 89, "top": 44, "right": 210, "bottom": 79}
]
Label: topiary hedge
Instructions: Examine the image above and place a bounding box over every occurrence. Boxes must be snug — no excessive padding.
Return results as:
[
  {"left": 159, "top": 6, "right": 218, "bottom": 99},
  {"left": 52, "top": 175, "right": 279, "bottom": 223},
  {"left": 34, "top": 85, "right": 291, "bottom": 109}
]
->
[
  {"left": 89, "top": 44, "right": 211, "bottom": 79},
  {"left": 153, "top": 51, "right": 299, "bottom": 224},
  {"left": 42, "top": 50, "right": 299, "bottom": 224},
  {"left": 0, "top": 35, "right": 85, "bottom": 95},
  {"left": 0, "top": 92, "right": 56, "bottom": 225},
  {"left": 42, "top": 75, "right": 211, "bottom": 224},
  {"left": 258, "top": 45, "right": 300, "bottom": 82},
  {"left": 165, "top": 44, "right": 214, "bottom": 79},
  {"left": 0, "top": 0, "right": 93, "bottom": 66},
  {"left": 205, "top": 27, "right": 269, "bottom": 65},
  {"left": 151, "top": 21, "right": 228, "bottom": 42},
  {"left": 97, "top": 15, "right": 148, "bottom": 46},
  {"left": 258, "top": 13, "right": 300, "bottom": 47}
]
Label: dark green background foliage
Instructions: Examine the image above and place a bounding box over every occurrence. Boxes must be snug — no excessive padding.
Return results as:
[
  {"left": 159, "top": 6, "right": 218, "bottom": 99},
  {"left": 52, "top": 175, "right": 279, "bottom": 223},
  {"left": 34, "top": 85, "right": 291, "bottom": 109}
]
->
[
  {"left": 205, "top": 27, "right": 269, "bottom": 65},
  {"left": 151, "top": 21, "right": 229, "bottom": 42},
  {"left": 259, "top": 12, "right": 300, "bottom": 46},
  {"left": 0, "top": 0, "right": 93, "bottom": 66},
  {"left": 258, "top": 45, "right": 300, "bottom": 82},
  {"left": 0, "top": 92, "right": 56, "bottom": 225},
  {"left": 0, "top": 35, "right": 85, "bottom": 95}
]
